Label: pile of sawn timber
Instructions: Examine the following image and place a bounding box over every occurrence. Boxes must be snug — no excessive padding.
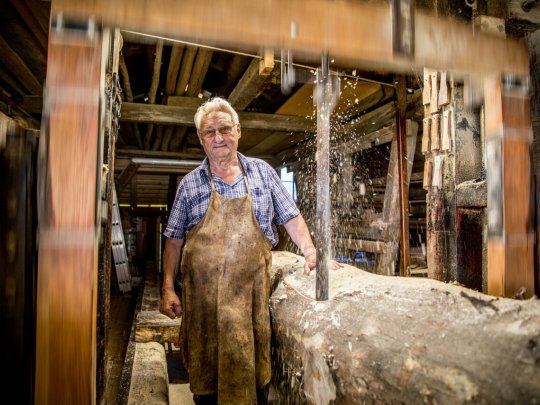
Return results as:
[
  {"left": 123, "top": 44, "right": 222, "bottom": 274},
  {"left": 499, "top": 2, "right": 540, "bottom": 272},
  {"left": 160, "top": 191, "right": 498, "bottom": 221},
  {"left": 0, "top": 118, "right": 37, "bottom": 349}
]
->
[{"left": 269, "top": 251, "right": 540, "bottom": 404}]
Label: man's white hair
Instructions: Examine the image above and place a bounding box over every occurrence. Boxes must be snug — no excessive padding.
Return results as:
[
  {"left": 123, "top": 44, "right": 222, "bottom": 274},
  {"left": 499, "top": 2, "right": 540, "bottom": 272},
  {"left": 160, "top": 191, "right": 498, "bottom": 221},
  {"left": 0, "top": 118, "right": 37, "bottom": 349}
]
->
[{"left": 194, "top": 97, "right": 239, "bottom": 130}]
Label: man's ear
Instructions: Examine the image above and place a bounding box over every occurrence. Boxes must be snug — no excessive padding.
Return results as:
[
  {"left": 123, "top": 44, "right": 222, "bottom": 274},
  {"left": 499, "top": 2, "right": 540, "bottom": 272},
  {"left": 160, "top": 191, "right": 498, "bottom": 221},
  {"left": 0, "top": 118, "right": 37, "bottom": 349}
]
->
[
  {"left": 197, "top": 132, "right": 204, "bottom": 145},
  {"left": 236, "top": 123, "right": 241, "bottom": 139}
]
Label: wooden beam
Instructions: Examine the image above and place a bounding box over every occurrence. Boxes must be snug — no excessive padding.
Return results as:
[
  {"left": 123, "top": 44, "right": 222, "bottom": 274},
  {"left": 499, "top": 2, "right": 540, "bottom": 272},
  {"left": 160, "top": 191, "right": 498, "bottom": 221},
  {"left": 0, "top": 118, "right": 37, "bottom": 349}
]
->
[
  {"left": 120, "top": 102, "right": 312, "bottom": 132},
  {"left": 165, "top": 44, "right": 184, "bottom": 96},
  {"left": 0, "top": 34, "right": 42, "bottom": 95},
  {"left": 52, "top": 0, "right": 529, "bottom": 75},
  {"left": 376, "top": 120, "right": 418, "bottom": 276},
  {"left": 337, "top": 125, "right": 395, "bottom": 154},
  {"left": 144, "top": 40, "right": 164, "bottom": 148},
  {"left": 166, "top": 95, "right": 204, "bottom": 108},
  {"left": 116, "top": 147, "right": 207, "bottom": 160},
  {"left": 119, "top": 51, "right": 144, "bottom": 148},
  {"left": 174, "top": 45, "right": 197, "bottom": 96},
  {"left": 116, "top": 161, "right": 141, "bottom": 192},
  {"left": 228, "top": 57, "right": 278, "bottom": 110},
  {"left": 186, "top": 48, "right": 213, "bottom": 97},
  {"left": 9, "top": 0, "right": 48, "bottom": 53},
  {"left": 395, "top": 75, "right": 410, "bottom": 277}
]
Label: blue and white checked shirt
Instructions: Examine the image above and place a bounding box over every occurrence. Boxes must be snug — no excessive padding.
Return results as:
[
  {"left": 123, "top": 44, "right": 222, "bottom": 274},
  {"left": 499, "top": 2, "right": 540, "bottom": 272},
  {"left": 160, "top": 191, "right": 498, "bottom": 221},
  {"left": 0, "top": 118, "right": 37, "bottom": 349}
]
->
[{"left": 163, "top": 153, "right": 299, "bottom": 247}]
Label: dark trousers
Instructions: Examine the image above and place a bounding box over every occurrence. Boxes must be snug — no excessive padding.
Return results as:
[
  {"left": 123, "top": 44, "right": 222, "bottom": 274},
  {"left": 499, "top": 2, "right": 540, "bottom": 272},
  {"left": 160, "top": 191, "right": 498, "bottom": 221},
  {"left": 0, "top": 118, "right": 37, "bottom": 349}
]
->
[{"left": 193, "top": 387, "right": 268, "bottom": 405}]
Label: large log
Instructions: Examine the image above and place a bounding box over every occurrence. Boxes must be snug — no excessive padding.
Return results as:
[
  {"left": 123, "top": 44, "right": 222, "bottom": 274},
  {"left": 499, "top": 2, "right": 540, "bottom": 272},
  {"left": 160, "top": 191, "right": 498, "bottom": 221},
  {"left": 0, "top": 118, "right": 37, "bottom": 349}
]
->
[{"left": 269, "top": 252, "right": 540, "bottom": 404}]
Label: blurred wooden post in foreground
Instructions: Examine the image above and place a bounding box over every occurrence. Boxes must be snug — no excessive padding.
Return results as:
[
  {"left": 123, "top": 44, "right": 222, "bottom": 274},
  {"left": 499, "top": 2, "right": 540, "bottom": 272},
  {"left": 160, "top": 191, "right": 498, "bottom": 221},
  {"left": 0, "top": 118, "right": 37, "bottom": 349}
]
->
[
  {"left": 35, "top": 19, "right": 105, "bottom": 404},
  {"left": 484, "top": 74, "right": 535, "bottom": 299}
]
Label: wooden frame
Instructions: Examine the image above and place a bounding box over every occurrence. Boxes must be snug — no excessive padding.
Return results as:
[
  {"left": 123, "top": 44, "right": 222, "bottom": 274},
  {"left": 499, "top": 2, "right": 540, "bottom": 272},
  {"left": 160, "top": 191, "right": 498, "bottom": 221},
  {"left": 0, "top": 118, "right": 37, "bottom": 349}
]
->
[{"left": 36, "top": 1, "right": 535, "bottom": 403}]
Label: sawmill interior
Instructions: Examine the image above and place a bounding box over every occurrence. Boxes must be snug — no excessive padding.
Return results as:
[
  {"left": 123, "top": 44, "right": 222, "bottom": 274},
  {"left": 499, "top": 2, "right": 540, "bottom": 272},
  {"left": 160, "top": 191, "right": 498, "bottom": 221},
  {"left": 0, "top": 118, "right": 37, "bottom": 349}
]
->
[{"left": 1, "top": 0, "right": 540, "bottom": 404}]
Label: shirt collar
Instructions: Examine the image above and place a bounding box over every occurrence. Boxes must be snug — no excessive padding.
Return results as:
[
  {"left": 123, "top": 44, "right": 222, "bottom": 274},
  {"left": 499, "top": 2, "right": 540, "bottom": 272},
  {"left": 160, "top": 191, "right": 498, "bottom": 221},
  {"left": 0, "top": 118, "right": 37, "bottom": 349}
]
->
[{"left": 199, "top": 152, "right": 251, "bottom": 179}]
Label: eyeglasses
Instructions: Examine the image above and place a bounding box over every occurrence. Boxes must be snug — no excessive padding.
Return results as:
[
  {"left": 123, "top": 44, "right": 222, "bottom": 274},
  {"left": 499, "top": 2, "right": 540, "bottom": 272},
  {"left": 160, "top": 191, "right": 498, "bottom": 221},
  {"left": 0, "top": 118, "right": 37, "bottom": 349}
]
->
[{"left": 200, "top": 125, "right": 235, "bottom": 138}]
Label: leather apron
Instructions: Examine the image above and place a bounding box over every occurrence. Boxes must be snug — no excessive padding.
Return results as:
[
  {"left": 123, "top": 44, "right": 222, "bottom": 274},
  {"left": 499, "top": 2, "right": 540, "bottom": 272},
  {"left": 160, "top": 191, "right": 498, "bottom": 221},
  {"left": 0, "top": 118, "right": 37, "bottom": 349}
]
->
[{"left": 180, "top": 167, "right": 272, "bottom": 404}]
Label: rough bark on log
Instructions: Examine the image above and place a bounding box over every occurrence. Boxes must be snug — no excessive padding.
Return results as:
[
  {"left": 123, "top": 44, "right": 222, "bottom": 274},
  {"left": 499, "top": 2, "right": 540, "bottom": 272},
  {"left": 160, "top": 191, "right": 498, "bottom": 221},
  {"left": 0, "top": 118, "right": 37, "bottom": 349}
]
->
[{"left": 269, "top": 251, "right": 540, "bottom": 404}]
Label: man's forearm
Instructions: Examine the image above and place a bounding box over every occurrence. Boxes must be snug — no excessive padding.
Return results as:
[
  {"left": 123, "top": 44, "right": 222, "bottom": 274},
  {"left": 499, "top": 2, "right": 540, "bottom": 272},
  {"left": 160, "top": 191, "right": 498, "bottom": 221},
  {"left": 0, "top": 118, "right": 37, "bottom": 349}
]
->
[
  {"left": 283, "top": 214, "right": 315, "bottom": 255},
  {"left": 162, "top": 237, "right": 184, "bottom": 291}
]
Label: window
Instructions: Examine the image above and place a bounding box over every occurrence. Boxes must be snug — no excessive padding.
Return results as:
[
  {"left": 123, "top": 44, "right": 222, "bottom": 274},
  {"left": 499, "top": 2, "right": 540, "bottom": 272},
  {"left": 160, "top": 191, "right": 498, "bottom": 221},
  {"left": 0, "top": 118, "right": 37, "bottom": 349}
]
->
[{"left": 279, "top": 166, "right": 296, "bottom": 201}]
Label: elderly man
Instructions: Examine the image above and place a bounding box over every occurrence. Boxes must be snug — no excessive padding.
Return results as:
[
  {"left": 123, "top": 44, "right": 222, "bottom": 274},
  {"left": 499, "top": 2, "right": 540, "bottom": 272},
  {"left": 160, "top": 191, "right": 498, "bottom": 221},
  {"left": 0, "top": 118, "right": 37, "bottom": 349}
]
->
[{"left": 160, "top": 97, "right": 317, "bottom": 405}]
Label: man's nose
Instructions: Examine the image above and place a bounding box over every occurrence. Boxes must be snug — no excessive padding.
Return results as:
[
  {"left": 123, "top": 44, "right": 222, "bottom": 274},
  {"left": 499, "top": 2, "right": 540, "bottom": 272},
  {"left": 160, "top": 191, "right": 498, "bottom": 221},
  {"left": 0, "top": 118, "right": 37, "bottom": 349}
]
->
[{"left": 214, "top": 132, "right": 224, "bottom": 142}]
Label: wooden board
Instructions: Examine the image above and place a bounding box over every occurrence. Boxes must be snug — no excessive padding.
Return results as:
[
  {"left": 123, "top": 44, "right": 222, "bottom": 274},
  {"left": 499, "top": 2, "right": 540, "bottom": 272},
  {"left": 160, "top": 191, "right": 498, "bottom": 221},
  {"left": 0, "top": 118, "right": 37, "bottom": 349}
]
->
[
  {"left": 35, "top": 31, "right": 103, "bottom": 405},
  {"left": 52, "top": 0, "right": 529, "bottom": 75}
]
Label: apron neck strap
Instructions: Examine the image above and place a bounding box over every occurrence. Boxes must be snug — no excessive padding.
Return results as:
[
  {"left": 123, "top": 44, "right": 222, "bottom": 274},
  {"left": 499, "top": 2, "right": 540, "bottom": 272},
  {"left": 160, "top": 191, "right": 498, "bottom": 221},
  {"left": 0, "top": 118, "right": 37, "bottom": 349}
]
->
[{"left": 207, "top": 159, "right": 251, "bottom": 196}]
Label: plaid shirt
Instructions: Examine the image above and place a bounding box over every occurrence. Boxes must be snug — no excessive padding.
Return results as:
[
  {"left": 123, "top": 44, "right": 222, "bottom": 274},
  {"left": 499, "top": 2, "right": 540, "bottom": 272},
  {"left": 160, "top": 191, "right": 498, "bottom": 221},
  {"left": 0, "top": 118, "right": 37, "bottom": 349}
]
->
[{"left": 164, "top": 153, "right": 299, "bottom": 246}]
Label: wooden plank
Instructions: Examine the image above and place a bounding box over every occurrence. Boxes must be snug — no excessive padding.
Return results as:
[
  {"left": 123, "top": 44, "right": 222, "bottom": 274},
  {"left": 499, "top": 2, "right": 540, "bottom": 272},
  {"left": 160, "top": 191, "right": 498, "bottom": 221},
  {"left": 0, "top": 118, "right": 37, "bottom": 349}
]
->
[
  {"left": 120, "top": 102, "right": 312, "bottom": 132},
  {"left": 116, "top": 147, "right": 207, "bottom": 159},
  {"left": 228, "top": 57, "right": 278, "bottom": 110},
  {"left": 337, "top": 125, "right": 395, "bottom": 154},
  {"left": 35, "top": 31, "right": 103, "bottom": 405},
  {"left": 117, "top": 161, "right": 141, "bottom": 192},
  {"left": 119, "top": 51, "right": 144, "bottom": 148},
  {"left": 9, "top": 0, "right": 48, "bottom": 52},
  {"left": 144, "top": 40, "right": 164, "bottom": 148},
  {"left": 185, "top": 48, "right": 213, "bottom": 97},
  {"left": 165, "top": 44, "right": 184, "bottom": 95},
  {"left": 376, "top": 119, "right": 418, "bottom": 276},
  {"left": 0, "top": 34, "right": 42, "bottom": 95},
  {"left": 52, "top": 0, "right": 529, "bottom": 75},
  {"left": 396, "top": 76, "right": 410, "bottom": 277},
  {"left": 174, "top": 45, "right": 197, "bottom": 96},
  {"left": 166, "top": 95, "right": 204, "bottom": 108}
]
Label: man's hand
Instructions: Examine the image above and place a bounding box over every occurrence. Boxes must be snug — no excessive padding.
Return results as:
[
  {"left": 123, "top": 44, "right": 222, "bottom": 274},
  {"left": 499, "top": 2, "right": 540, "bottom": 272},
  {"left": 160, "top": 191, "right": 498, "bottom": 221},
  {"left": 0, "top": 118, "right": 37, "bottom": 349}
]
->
[
  {"left": 160, "top": 288, "right": 182, "bottom": 319},
  {"left": 304, "top": 250, "right": 316, "bottom": 275},
  {"left": 303, "top": 249, "right": 344, "bottom": 275}
]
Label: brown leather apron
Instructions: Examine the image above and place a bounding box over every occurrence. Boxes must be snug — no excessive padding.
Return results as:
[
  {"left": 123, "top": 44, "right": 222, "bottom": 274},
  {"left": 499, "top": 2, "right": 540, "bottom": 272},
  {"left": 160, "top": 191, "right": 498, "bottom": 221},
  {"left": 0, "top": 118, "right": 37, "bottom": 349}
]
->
[{"left": 180, "top": 167, "right": 272, "bottom": 404}]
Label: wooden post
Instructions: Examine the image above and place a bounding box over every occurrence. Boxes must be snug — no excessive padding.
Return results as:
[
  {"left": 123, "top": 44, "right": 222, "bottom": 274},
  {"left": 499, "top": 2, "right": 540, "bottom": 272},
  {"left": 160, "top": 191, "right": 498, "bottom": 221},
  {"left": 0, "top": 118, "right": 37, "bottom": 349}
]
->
[
  {"left": 396, "top": 75, "right": 411, "bottom": 276},
  {"left": 484, "top": 74, "right": 535, "bottom": 298},
  {"left": 376, "top": 120, "right": 418, "bottom": 276},
  {"left": 35, "top": 18, "right": 104, "bottom": 405},
  {"left": 96, "top": 29, "right": 122, "bottom": 405}
]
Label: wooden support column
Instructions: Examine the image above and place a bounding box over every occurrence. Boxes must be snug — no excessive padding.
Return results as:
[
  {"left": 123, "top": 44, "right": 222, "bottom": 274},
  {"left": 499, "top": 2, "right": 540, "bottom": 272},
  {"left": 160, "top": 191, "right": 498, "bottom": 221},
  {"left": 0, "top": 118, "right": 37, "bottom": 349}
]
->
[
  {"left": 35, "top": 21, "right": 104, "bottom": 405},
  {"left": 484, "top": 74, "right": 535, "bottom": 298},
  {"left": 96, "top": 29, "right": 122, "bottom": 405},
  {"left": 395, "top": 75, "right": 410, "bottom": 276},
  {"left": 376, "top": 120, "right": 418, "bottom": 276},
  {"left": 423, "top": 69, "right": 456, "bottom": 282}
]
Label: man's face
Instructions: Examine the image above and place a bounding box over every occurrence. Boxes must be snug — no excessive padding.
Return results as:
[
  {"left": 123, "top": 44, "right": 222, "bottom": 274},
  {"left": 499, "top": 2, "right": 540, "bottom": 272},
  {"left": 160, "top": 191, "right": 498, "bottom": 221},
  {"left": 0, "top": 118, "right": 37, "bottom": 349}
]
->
[{"left": 198, "top": 111, "right": 241, "bottom": 163}]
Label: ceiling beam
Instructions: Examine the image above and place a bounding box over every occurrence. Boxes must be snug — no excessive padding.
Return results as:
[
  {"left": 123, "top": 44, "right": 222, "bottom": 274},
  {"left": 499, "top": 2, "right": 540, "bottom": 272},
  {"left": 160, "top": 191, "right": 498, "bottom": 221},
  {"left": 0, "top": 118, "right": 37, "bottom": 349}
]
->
[
  {"left": 116, "top": 148, "right": 207, "bottom": 160},
  {"left": 53, "top": 0, "right": 528, "bottom": 75},
  {"left": 228, "top": 57, "right": 277, "bottom": 110},
  {"left": 9, "top": 0, "right": 48, "bottom": 53},
  {"left": 120, "top": 102, "right": 313, "bottom": 132},
  {"left": 0, "top": 34, "right": 42, "bottom": 95},
  {"left": 186, "top": 48, "right": 213, "bottom": 97}
]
